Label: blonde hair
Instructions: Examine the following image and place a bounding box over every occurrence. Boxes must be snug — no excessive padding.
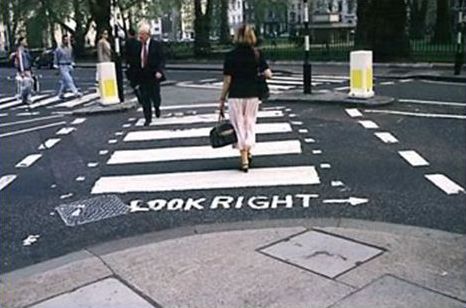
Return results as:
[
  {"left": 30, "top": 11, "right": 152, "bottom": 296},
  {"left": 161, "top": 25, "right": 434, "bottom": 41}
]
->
[
  {"left": 234, "top": 24, "right": 257, "bottom": 46},
  {"left": 138, "top": 23, "right": 151, "bottom": 35}
]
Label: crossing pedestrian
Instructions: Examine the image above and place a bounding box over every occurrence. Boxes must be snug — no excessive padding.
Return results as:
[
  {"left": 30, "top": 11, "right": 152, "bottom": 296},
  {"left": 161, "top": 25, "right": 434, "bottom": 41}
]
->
[
  {"left": 218, "top": 24, "right": 273, "bottom": 172},
  {"left": 131, "top": 23, "right": 165, "bottom": 126},
  {"left": 53, "top": 34, "right": 82, "bottom": 100},
  {"left": 14, "top": 37, "right": 34, "bottom": 104}
]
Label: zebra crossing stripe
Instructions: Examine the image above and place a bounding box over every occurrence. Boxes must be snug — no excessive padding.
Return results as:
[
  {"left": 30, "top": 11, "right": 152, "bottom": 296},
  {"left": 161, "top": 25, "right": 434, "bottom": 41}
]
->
[
  {"left": 124, "top": 123, "right": 293, "bottom": 142},
  {"left": 108, "top": 140, "right": 302, "bottom": 164},
  {"left": 91, "top": 166, "right": 320, "bottom": 194},
  {"left": 0, "top": 175, "right": 17, "bottom": 191},
  {"left": 425, "top": 174, "right": 465, "bottom": 195},
  {"left": 0, "top": 94, "right": 50, "bottom": 110},
  {"left": 0, "top": 96, "right": 15, "bottom": 104},
  {"left": 15, "top": 154, "right": 42, "bottom": 168},
  {"left": 53, "top": 92, "right": 100, "bottom": 108},
  {"left": 135, "top": 110, "right": 284, "bottom": 126}
]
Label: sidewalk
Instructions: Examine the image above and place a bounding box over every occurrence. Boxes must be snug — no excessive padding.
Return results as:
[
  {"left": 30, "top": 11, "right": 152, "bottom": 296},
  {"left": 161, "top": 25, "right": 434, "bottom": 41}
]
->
[{"left": 1, "top": 219, "right": 465, "bottom": 308}]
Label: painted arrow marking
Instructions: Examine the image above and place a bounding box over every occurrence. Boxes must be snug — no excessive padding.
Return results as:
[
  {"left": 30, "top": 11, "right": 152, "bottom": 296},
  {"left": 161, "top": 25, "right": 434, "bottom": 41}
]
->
[{"left": 323, "top": 197, "right": 369, "bottom": 206}]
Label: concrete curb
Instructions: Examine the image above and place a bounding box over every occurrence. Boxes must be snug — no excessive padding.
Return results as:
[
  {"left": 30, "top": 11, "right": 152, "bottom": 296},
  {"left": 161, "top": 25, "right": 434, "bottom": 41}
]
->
[
  {"left": 72, "top": 100, "right": 138, "bottom": 115},
  {"left": 269, "top": 91, "right": 395, "bottom": 106}
]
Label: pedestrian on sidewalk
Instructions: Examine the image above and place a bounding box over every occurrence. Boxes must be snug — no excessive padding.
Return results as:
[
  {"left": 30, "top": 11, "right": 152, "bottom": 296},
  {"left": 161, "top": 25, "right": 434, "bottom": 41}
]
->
[
  {"left": 97, "top": 29, "right": 112, "bottom": 63},
  {"left": 14, "top": 37, "right": 34, "bottom": 104},
  {"left": 124, "top": 28, "right": 142, "bottom": 99},
  {"left": 131, "top": 23, "right": 166, "bottom": 126},
  {"left": 53, "top": 34, "right": 82, "bottom": 100},
  {"left": 218, "top": 24, "right": 272, "bottom": 172}
]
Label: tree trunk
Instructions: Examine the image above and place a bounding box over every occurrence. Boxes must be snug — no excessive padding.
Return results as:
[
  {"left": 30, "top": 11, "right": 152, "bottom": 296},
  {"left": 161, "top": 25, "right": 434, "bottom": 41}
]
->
[
  {"left": 355, "top": 0, "right": 371, "bottom": 48},
  {"left": 408, "top": 0, "right": 428, "bottom": 39},
  {"left": 219, "top": 0, "right": 230, "bottom": 44},
  {"left": 73, "top": 0, "right": 86, "bottom": 57},
  {"left": 194, "top": 0, "right": 213, "bottom": 56},
  {"left": 432, "top": 0, "right": 452, "bottom": 43},
  {"left": 89, "top": 0, "right": 111, "bottom": 45}
]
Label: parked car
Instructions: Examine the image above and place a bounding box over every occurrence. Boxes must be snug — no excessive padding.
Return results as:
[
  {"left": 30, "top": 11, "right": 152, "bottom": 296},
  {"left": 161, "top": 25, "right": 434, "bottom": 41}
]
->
[{"left": 34, "top": 49, "right": 54, "bottom": 69}]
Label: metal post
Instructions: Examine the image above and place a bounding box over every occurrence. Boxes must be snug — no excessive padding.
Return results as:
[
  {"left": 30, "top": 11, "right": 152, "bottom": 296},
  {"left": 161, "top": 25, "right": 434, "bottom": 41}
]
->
[
  {"left": 454, "top": 0, "right": 465, "bottom": 75},
  {"left": 303, "top": 0, "right": 312, "bottom": 94},
  {"left": 112, "top": 0, "right": 125, "bottom": 102}
]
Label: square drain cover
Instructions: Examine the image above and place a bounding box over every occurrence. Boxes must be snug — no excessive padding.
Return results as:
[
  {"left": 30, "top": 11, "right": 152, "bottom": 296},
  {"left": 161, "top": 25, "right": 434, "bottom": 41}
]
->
[
  {"left": 260, "top": 230, "right": 383, "bottom": 278},
  {"left": 56, "top": 195, "right": 128, "bottom": 227}
]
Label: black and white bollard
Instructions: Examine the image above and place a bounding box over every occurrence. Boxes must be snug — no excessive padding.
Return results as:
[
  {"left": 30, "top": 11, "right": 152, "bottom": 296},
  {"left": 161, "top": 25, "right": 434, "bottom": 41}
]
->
[{"left": 303, "top": 0, "right": 312, "bottom": 94}]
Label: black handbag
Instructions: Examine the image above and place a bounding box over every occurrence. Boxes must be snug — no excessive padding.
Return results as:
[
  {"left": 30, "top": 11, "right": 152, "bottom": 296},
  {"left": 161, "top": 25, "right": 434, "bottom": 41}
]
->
[
  {"left": 210, "top": 120, "right": 237, "bottom": 148},
  {"left": 254, "top": 48, "right": 270, "bottom": 101}
]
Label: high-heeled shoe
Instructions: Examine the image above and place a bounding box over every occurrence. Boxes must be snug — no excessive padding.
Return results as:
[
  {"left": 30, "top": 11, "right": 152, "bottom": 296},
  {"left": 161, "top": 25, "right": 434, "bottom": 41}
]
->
[{"left": 240, "top": 161, "right": 249, "bottom": 173}]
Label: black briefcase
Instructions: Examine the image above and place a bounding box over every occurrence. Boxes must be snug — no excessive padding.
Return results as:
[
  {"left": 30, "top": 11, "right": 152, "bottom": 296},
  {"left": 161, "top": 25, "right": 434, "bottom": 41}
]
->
[{"left": 209, "top": 120, "right": 237, "bottom": 148}]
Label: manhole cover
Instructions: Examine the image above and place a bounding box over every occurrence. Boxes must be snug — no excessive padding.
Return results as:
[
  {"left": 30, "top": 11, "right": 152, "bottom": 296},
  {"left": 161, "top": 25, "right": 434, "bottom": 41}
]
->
[{"left": 55, "top": 195, "right": 128, "bottom": 227}]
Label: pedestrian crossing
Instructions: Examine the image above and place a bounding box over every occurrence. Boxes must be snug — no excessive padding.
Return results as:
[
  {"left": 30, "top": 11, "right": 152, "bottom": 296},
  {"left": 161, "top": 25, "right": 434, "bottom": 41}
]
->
[
  {"left": 90, "top": 105, "right": 321, "bottom": 194},
  {"left": 0, "top": 90, "right": 100, "bottom": 111},
  {"left": 175, "top": 74, "right": 349, "bottom": 94}
]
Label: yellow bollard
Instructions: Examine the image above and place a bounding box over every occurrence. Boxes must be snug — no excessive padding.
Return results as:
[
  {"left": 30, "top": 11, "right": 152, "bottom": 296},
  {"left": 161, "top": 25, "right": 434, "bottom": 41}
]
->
[{"left": 349, "top": 51, "right": 374, "bottom": 99}]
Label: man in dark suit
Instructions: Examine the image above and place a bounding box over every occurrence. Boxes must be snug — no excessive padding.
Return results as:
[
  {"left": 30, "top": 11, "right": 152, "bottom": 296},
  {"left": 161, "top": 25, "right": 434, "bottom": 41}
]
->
[
  {"left": 125, "top": 28, "right": 140, "bottom": 90},
  {"left": 135, "top": 24, "right": 166, "bottom": 126}
]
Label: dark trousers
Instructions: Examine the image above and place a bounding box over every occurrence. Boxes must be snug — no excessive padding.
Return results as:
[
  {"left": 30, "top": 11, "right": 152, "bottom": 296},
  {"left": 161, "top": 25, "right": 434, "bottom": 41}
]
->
[{"left": 140, "top": 82, "right": 161, "bottom": 123}]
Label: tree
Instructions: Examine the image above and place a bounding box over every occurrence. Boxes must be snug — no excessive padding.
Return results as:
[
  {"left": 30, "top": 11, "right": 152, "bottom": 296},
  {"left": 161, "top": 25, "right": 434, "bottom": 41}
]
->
[
  {"left": 432, "top": 0, "right": 452, "bottom": 43},
  {"left": 408, "top": 0, "right": 428, "bottom": 39},
  {"left": 219, "top": 0, "right": 230, "bottom": 44},
  {"left": 355, "top": 0, "right": 410, "bottom": 61},
  {"left": 0, "top": 0, "right": 35, "bottom": 51},
  {"left": 194, "top": 0, "right": 213, "bottom": 56}
]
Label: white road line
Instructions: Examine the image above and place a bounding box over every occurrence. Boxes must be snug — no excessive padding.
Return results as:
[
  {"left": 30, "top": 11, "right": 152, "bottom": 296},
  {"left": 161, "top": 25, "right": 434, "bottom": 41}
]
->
[
  {"left": 364, "top": 109, "right": 466, "bottom": 120},
  {"left": 358, "top": 120, "right": 379, "bottom": 129},
  {"left": 0, "top": 94, "right": 50, "bottom": 110},
  {"left": 345, "top": 108, "right": 363, "bottom": 118},
  {"left": 135, "top": 110, "right": 284, "bottom": 126},
  {"left": 379, "top": 81, "right": 395, "bottom": 85},
  {"left": 108, "top": 140, "right": 301, "bottom": 165},
  {"left": 374, "top": 132, "right": 399, "bottom": 144},
  {"left": 0, "top": 113, "right": 7, "bottom": 117},
  {"left": 0, "top": 96, "right": 15, "bottom": 104},
  {"left": 15, "top": 154, "right": 42, "bottom": 168},
  {"left": 71, "top": 118, "right": 86, "bottom": 125},
  {"left": 425, "top": 174, "right": 465, "bottom": 195},
  {"left": 398, "top": 99, "right": 466, "bottom": 107},
  {"left": 267, "top": 79, "right": 303, "bottom": 86},
  {"left": 56, "top": 127, "right": 76, "bottom": 135},
  {"left": 399, "top": 79, "right": 413, "bottom": 83},
  {"left": 53, "top": 92, "right": 100, "bottom": 108},
  {"left": 267, "top": 84, "right": 297, "bottom": 90},
  {"left": 125, "top": 122, "right": 293, "bottom": 142},
  {"left": 200, "top": 78, "right": 218, "bottom": 83},
  {"left": 0, "top": 175, "right": 17, "bottom": 191},
  {"left": 0, "top": 121, "right": 67, "bottom": 138},
  {"left": 161, "top": 103, "right": 218, "bottom": 110},
  {"left": 421, "top": 79, "right": 466, "bottom": 86},
  {"left": 38, "top": 138, "right": 61, "bottom": 150},
  {"left": 398, "top": 150, "right": 429, "bottom": 167},
  {"left": 335, "top": 86, "right": 350, "bottom": 91},
  {"left": 0, "top": 115, "right": 63, "bottom": 128},
  {"left": 91, "top": 166, "right": 320, "bottom": 194}
]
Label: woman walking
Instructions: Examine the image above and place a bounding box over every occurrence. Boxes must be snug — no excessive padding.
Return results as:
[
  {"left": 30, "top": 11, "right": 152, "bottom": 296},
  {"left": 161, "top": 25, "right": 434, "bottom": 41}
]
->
[{"left": 218, "top": 24, "right": 272, "bottom": 172}]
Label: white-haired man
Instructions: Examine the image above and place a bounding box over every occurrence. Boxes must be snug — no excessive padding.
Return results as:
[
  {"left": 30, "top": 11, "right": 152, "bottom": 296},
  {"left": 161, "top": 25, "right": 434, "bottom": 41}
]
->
[{"left": 131, "top": 23, "right": 166, "bottom": 126}]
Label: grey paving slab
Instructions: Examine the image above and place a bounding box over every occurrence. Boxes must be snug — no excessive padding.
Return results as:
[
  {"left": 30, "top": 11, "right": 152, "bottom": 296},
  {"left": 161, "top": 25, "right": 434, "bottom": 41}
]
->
[
  {"left": 260, "top": 230, "right": 383, "bottom": 278},
  {"left": 102, "top": 227, "right": 354, "bottom": 308},
  {"left": 31, "top": 278, "right": 155, "bottom": 308},
  {"left": 0, "top": 255, "right": 112, "bottom": 308},
  {"left": 322, "top": 227, "right": 466, "bottom": 302},
  {"left": 331, "top": 275, "right": 465, "bottom": 308}
]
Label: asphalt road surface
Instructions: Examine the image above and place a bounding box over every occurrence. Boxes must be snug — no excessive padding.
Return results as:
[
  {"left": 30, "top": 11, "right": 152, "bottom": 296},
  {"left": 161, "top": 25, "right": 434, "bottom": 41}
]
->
[{"left": 0, "top": 66, "right": 465, "bottom": 273}]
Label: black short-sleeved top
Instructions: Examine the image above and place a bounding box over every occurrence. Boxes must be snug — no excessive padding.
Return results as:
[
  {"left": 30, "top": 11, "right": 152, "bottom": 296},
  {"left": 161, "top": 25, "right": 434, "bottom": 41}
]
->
[{"left": 223, "top": 45, "right": 269, "bottom": 98}]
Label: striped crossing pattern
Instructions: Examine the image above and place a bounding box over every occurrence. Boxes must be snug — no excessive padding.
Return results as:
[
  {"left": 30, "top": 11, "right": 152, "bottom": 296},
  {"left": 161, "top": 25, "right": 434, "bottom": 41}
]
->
[
  {"left": 175, "top": 74, "right": 349, "bottom": 94},
  {"left": 91, "top": 106, "right": 321, "bottom": 194}
]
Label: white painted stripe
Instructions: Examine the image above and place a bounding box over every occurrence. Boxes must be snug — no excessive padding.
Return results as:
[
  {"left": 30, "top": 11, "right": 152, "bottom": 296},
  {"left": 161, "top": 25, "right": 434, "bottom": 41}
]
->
[
  {"left": 399, "top": 79, "right": 413, "bottom": 83},
  {"left": 0, "top": 96, "right": 15, "bottom": 104},
  {"left": 374, "top": 132, "right": 398, "bottom": 144},
  {"left": 345, "top": 108, "right": 363, "bottom": 118},
  {"left": 398, "top": 99, "right": 466, "bottom": 107},
  {"left": 16, "top": 112, "right": 40, "bottom": 116},
  {"left": 267, "top": 84, "right": 296, "bottom": 90},
  {"left": 398, "top": 150, "right": 429, "bottom": 167},
  {"left": 425, "top": 174, "right": 465, "bottom": 195},
  {"left": 364, "top": 109, "right": 466, "bottom": 120},
  {"left": 38, "top": 138, "right": 61, "bottom": 150},
  {"left": 199, "top": 78, "right": 218, "bottom": 83},
  {"left": 267, "top": 79, "right": 303, "bottom": 86},
  {"left": 15, "top": 154, "right": 42, "bottom": 168},
  {"left": 91, "top": 166, "right": 320, "bottom": 193},
  {"left": 0, "top": 121, "right": 66, "bottom": 138},
  {"left": 108, "top": 140, "right": 301, "bottom": 165},
  {"left": 0, "top": 113, "right": 7, "bottom": 117},
  {"left": 380, "top": 81, "right": 395, "bottom": 85},
  {"left": 125, "top": 122, "right": 293, "bottom": 142},
  {"left": 161, "top": 103, "right": 218, "bottom": 110},
  {"left": 0, "top": 115, "right": 63, "bottom": 128},
  {"left": 335, "top": 86, "right": 350, "bottom": 91},
  {"left": 0, "top": 94, "right": 49, "bottom": 110},
  {"left": 53, "top": 93, "right": 99, "bottom": 108},
  {"left": 421, "top": 80, "right": 466, "bottom": 86},
  {"left": 135, "top": 110, "right": 284, "bottom": 126},
  {"left": 56, "top": 127, "right": 76, "bottom": 135},
  {"left": 71, "top": 118, "right": 86, "bottom": 125},
  {"left": 0, "top": 175, "right": 17, "bottom": 191},
  {"left": 358, "top": 120, "right": 379, "bottom": 129}
]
